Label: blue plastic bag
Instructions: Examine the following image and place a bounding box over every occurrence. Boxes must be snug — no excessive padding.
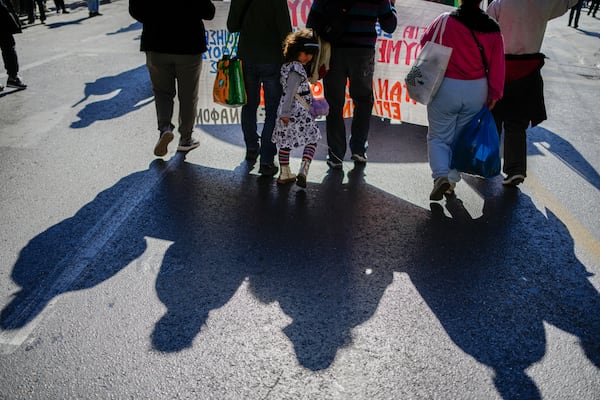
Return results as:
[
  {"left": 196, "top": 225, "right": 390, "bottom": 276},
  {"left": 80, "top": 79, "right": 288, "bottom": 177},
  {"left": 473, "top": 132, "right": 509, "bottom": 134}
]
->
[{"left": 451, "top": 106, "right": 501, "bottom": 178}]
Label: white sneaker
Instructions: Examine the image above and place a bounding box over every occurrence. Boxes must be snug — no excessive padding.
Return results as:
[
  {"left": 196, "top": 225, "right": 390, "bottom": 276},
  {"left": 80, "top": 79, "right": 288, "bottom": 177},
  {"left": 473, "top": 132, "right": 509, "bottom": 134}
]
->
[{"left": 177, "top": 137, "right": 200, "bottom": 152}]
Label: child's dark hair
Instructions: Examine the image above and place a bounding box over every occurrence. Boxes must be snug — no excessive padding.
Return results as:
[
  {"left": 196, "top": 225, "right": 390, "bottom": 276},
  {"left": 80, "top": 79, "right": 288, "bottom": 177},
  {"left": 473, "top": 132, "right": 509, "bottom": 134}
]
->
[{"left": 282, "top": 28, "right": 320, "bottom": 63}]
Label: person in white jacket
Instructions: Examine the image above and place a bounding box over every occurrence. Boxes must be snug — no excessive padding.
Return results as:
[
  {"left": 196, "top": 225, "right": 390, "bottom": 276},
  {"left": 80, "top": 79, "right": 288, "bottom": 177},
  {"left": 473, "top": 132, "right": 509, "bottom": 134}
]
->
[{"left": 487, "top": 0, "right": 579, "bottom": 186}]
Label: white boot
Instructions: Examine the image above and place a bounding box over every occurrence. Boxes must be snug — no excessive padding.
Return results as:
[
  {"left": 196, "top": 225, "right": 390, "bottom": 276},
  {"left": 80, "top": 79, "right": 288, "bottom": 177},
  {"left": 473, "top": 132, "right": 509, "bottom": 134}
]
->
[
  {"left": 277, "top": 165, "right": 296, "bottom": 184},
  {"left": 296, "top": 159, "right": 311, "bottom": 188}
]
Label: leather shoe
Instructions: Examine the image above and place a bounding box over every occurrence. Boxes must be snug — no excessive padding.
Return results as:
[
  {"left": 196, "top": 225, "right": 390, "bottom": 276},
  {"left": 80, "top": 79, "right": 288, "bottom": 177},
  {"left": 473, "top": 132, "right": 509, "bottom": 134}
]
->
[{"left": 258, "top": 164, "right": 278, "bottom": 177}]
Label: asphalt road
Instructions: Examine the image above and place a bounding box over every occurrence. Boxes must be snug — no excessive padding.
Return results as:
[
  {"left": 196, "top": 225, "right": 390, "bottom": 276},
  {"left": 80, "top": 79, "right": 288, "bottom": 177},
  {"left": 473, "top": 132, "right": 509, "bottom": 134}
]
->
[{"left": 0, "top": 1, "right": 599, "bottom": 399}]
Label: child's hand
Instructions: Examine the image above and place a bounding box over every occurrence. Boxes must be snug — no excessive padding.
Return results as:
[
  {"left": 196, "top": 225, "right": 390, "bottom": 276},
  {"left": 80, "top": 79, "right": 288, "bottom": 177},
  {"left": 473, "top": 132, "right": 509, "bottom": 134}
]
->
[{"left": 280, "top": 117, "right": 290, "bottom": 124}]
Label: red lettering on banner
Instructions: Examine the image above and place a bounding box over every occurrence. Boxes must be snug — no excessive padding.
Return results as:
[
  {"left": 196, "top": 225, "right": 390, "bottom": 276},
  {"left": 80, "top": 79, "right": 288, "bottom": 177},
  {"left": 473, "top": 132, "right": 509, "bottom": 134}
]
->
[
  {"left": 377, "top": 39, "right": 423, "bottom": 66},
  {"left": 373, "top": 101, "right": 401, "bottom": 120},
  {"left": 403, "top": 26, "right": 426, "bottom": 40},
  {"left": 288, "top": 0, "right": 312, "bottom": 27},
  {"left": 389, "top": 81, "right": 402, "bottom": 102},
  {"left": 405, "top": 41, "right": 421, "bottom": 65}
]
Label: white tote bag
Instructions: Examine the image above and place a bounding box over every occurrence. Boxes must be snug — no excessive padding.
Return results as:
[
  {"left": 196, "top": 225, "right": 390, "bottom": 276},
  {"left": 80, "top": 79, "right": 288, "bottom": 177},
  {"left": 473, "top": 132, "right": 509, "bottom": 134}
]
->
[{"left": 405, "top": 14, "right": 453, "bottom": 105}]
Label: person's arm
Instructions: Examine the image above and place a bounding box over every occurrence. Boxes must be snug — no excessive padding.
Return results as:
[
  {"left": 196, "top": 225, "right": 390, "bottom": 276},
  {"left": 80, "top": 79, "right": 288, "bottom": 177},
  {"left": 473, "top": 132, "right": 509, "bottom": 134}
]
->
[
  {"left": 306, "top": 0, "right": 326, "bottom": 32},
  {"left": 378, "top": 0, "right": 398, "bottom": 34},
  {"left": 199, "top": 0, "right": 216, "bottom": 21},
  {"left": 548, "top": 0, "right": 580, "bottom": 20},
  {"left": 275, "top": 0, "right": 293, "bottom": 45},
  {"left": 128, "top": 0, "right": 147, "bottom": 22},
  {"left": 279, "top": 71, "right": 302, "bottom": 123},
  {"left": 485, "top": 33, "right": 506, "bottom": 110},
  {"left": 227, "top": 0, "right": 250, "bottom": 32}
]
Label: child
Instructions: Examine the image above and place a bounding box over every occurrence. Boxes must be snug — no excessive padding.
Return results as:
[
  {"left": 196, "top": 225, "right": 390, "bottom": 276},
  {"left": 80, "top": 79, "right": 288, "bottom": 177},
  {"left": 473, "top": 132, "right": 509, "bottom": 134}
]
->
[{"left": 272, "top": 29, "right": 324, "bottom": 188}]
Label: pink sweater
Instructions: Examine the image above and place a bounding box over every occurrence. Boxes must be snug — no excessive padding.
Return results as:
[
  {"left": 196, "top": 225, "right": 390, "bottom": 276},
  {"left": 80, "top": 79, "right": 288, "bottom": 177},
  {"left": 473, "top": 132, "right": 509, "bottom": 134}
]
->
[{"left": 420, "top": 13, "right": 505, "bottom": 102}]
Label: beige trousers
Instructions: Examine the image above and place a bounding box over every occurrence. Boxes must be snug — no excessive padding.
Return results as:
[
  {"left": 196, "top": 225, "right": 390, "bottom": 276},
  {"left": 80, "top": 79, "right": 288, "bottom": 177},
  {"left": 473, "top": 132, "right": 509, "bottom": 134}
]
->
[{"left": 146, "top": 51, "right": 203, "bottom": 140}]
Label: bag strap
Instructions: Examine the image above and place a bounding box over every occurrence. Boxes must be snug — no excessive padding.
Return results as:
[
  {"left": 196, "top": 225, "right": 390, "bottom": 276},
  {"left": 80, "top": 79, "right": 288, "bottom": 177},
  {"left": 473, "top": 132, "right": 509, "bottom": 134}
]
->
[
  {"left": 222, "top": 32, "right": 239, "bottom": 57},
  {"left": 431, "top": 13, "right": 449, "bottom": 45},
  {"left": 468, "top": 29, "right": 489, "bottom": 77},
  {"left": 294, "top": 93, "right": 311, "bottom": 111}
]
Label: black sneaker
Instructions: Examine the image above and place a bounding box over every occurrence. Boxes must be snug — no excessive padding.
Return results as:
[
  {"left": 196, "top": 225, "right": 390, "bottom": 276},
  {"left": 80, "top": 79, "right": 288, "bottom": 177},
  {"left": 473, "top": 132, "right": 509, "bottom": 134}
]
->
[
  {"left": 0, "top": 85, "right": 3, "bottom": 92},
  {"left": 177, "top": 137, "right": 200, "bottom": 152},
  {"left": 7, "top": 76, "right": 27, "bottom": 89},
  {"left": 258, "top": 164, "right": 278, "bottom": 177}
]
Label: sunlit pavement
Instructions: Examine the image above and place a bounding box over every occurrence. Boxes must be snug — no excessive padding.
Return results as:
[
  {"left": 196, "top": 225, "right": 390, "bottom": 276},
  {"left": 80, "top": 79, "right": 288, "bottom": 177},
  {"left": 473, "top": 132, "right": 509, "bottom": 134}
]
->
[{"left": 0, "top": 1, "right": 599, "bottom": 399}]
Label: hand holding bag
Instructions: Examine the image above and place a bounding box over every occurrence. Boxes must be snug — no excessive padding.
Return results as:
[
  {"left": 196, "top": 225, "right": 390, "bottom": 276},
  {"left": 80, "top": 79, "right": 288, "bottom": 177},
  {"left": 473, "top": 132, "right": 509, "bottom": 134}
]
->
[
  {"left": 213, "top": 34, "right": 246, "bottom": 107},
  {"left": 451, "top": 106, "right": 501, "bottom": 179},
  {"left": 294, "top": 93, "right": 329, "bottom": 118},
  {"left": 405, "top": 14, "right": 452, "bottom": 105}
]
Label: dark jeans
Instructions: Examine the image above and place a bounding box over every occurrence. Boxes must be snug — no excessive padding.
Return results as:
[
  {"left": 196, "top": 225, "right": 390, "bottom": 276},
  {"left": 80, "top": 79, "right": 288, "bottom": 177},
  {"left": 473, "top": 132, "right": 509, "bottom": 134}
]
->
[
  {"left": 588, "top": 0, "right": 599, "bottom": 16},
  {"left": 27, "top": 0, "right": 46, "bottom": 22},
  {"left": 323, "top": 47, "right": 375, "bottom": 162},
  {"left": 54, "top": 0, "right": 67, "bottom": 11},
  {"left": 241, "top": 61, "right": 282, "bottom": 166},
  {"left": 493, "top": 58, "right": 546, "bottom": 178},
  {"left": 0, "top": 33, "right": 18, "bottom": 78},
  {"left": 494, "top": 114, "right": 530, "bottom": 177}
]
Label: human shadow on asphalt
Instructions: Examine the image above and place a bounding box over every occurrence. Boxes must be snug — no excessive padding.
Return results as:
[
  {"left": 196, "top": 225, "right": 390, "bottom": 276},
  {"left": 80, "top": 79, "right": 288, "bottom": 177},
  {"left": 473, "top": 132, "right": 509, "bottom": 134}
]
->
[
  {"left": 106, "top": 21, "right": 141, "bottom": 36},
  {"left": 45, "top": 17, "right": 89, "bottom": 29},
  {"left": 528, "top": 125, "right": 600, "bottom": 190},
  {"left": 575, "top": 28, "right": 600, "bottom": 38},
  {"left": 2, "top": 155, "right": 599, "bottom": 399},
  {"left": 418, "top": 176, "right": 600, "bottom": 399},
  {"left": 70, "top": 65, "right": 153, "bottom": 128}
]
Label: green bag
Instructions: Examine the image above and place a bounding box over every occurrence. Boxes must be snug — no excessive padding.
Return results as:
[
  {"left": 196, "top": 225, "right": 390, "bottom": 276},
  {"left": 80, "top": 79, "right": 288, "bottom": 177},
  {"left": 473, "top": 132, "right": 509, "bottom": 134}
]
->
[{"left": 213, "top": 34, "right": 246, "bottom": 107}]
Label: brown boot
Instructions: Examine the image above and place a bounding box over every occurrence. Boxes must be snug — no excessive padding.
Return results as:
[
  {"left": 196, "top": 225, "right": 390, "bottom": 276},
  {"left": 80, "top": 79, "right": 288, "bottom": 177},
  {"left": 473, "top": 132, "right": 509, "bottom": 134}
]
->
[
  {"left": 277, "top": 165, "right": 296, "bottom": 184},
  {"left": 296, "top": 160, "right": 311, "bottom": 188}
]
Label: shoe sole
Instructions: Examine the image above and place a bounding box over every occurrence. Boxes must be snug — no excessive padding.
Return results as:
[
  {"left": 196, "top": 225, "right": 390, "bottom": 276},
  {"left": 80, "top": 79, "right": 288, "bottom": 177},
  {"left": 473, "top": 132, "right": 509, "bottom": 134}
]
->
[
  {"left": 351, "top": 155, "right": 367, "bottom": 164},
  {"left": 277, "top": 176, "right": 297, "bottom": 184},
  {"left": 6, "top": 84, "right": 27, "bottom": 89},
  {"left": 296, "top": 174, "right": 307, "bottom": 188},
  {"left": 502, "top": 175, "right": 525, "bottom": 186},
  {"left": 177, "top": 142, "right": 200, "bottom": 152},
  {"left": 153, "top": 132, "right": 174, "bottom": 157},
  {"left": 430, "top": 181, "right": 451, "bottom": 201},
  {"left": 259, "top": 166, "right": 279, "bottom": 177}
]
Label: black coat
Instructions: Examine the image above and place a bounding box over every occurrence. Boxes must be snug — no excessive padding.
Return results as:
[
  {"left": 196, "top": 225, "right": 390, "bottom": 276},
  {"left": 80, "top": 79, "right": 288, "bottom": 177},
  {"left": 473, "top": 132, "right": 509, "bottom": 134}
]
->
[
  {"left": 129, "top": 0, "right": 216, "bottom": 55},
  {"left": 0, "top": 0, "right": 22, "bottom": 35}
]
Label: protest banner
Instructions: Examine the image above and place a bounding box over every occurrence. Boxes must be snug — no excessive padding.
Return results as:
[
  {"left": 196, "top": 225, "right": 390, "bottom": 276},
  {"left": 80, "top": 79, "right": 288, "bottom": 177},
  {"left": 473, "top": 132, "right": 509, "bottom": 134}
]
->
[{"left": 198, "top": 0, "right": 454, "bottom": 126}]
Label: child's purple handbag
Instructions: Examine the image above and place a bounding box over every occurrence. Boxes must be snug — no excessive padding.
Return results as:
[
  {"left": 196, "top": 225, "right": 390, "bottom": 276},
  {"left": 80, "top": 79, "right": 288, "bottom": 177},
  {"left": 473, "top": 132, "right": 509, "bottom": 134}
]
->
[{"left": 310, "top": 98, "right": 329, "bottom": 118}]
